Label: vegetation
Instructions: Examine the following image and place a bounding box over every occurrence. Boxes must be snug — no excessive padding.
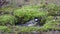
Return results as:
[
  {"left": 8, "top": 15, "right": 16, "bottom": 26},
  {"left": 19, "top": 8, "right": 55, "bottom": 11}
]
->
[
  {"left": 0, "top": 2, "right": 60, "bottom": 32},
  {"left": 14, "top": 5, "right": 47, "bottom": 23},
  {"left": 0, "top": 15, "right": 16, "bottom": 25}
]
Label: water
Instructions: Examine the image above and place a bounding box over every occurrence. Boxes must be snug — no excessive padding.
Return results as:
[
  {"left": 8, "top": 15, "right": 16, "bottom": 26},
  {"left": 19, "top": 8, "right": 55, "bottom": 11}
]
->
[{"left": 17, "top": 18, "right": 40, "bottom": 26}]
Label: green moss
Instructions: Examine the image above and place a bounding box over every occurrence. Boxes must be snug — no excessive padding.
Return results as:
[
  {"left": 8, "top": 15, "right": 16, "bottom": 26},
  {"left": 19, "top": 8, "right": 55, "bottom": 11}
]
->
[
  {"left": 0, "top": 25, "right": 60, "bottom": 32},
  {"left": 46, "top": 4, "right": 60, "bottom": 16},
  {"left": 0, "top": 26, "right": 11, "bottom": 32},
  {"left": 14, "top": 5, "right": 47, "bottom": 23},
  {"left": 46, "top": 16, "right": 54, "bottom": 21},
  {"left": 0, "top": 15, "right": 16, "bottom": 25},
  {"left": 0, "top": 3, "right": 60, "bottom": 32},
  {"left": 0, "top": 7, "right": 14, "bottom": 11},
  {"left": 43, "top": 16, "right": 60, "bottom": 31},
  {"left": 0, "top": 26, "right": 7, "bottom": 30}
]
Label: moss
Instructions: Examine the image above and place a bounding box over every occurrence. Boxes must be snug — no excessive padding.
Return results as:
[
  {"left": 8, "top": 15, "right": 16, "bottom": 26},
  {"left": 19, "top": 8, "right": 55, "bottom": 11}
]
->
[
  {"left": 0, "top": 26, "right": 12, "bottom": 32},
  {"left": 43, "top": 16, "right": 60, "bottom": 31},
  {"left": 46, "top": 16, "right": 54, "bottom": 21},
  {"left": 0, "top": 25, "right": 60, "bottom": 32},
  {"left": 0, "top": 15, "right": 16, "bottom": 25},
  {"left": 14, "top": 5, "right": 47, "bottom": 23},
  {"left": 46, "top": 4, "right": 60, "bottom": 16},
  {"left": 0, "top": 3, "right": 60, "bottom": 32},
  {"left": 0, "top": 6, "right": 14, "bottom": 11}
]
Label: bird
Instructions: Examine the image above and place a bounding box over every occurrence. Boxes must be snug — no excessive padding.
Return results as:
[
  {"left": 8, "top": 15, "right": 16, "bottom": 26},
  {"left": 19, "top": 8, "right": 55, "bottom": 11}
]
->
[{"left": 24, "top": 18, "right": 39, "bottom": 26}]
